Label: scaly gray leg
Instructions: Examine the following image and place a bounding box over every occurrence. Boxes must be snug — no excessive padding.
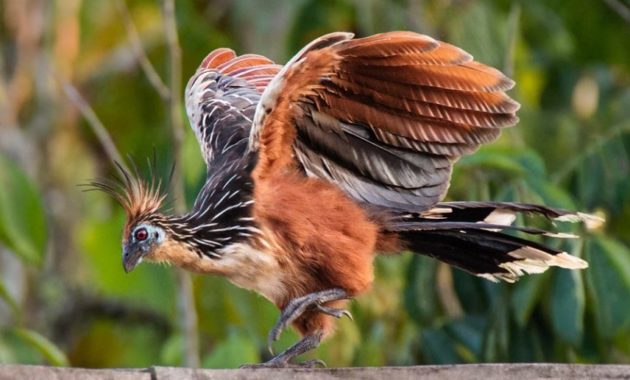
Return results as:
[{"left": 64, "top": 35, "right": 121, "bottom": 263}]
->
[
  {"left": 268, "top": 288, "right": 352, "bottom": 355},
  {"left": 240, "top": 331, "right": 325, "bottom": 368}
]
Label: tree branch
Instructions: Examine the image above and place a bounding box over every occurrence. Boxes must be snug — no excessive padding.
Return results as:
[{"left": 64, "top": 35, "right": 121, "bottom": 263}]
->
[
  {"left": 162, "top": 0, "right": 200, "bottom": 368},
  {"left": 602, "top": 0, "right": 630, "bottom": 24},
  {"left": 62, "top": 82, "right": 128, "bottom": 172},
  {"left": 115, "top": 0, "right": 170, "bottom": 100}
]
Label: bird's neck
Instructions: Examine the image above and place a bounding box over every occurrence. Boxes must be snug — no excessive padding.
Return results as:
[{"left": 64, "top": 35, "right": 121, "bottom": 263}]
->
[{"left": 165, "top": 153, "right": 259, "bottom": 260}]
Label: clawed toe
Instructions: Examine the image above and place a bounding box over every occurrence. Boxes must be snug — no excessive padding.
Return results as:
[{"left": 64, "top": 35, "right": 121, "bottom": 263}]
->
[
  {"left": 299, "top": 359, "right": 327, "bottom": 368},
  {"left": 315, "top": 304, "right": 353, "bottom": 321},
  {"left": 240, "top": 362, "right": 285, "bottom": 369},
  {"left": 244, "top": 333, "right": 327, "bottom": 369},
  {"left": 239, "top": 358, "right": 326, "bottom": 369},
  {"left": 267, "top": 329, "right": 280, "bottom": 355}
]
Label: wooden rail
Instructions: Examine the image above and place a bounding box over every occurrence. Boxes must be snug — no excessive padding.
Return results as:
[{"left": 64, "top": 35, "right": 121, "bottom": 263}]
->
[{"left": 1, "top": 363, "right": 629, "bottom": 380}]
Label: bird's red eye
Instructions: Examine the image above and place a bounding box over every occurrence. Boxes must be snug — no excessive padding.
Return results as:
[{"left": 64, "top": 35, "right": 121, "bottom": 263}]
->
[{"left": 134, "top": 228, "right": 148, "bottom": 241}]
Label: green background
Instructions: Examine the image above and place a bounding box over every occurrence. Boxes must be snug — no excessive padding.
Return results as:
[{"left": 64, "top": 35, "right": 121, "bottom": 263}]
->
[{"left": 0, "top": 0, "right": 629, "bottom": 367}]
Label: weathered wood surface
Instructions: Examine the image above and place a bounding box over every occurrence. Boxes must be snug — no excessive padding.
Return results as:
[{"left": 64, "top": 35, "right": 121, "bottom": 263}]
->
[{"left": 1, "top": 363, "right": 629, "bottom": 379}]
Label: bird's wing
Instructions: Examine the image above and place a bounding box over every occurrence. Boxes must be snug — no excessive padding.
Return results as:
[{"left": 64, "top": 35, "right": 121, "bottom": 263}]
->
[
  {"left": 250, "top": 32, "right": 519, "bottom": 211},
  {"left": 185, "top": 48, "right": 281, "bottom": 167}
]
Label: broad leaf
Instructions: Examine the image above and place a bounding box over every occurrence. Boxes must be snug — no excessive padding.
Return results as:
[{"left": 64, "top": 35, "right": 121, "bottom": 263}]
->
[
  {"left": 0, "top": 156, "right": 47, "bottom": 265},
  {"left": 457, "top": 146, "right": 527, "bottom": 178},
  {"left": 584, "top": 237, "right": 630, "bottom": 339},
  {"left": 511, "top": 274, "right": 546, "bottom": 327},
  {"left": 11, "top": 328, "right": 68, "bottom": 366},
  {"left": 550, "top": 268, "right": 585, "bottom": 345},
  {"left": 420, "top": 328, "right": 461, "bottom": 364},
  {"left": 202, "top": 330, "right": 259, "bottom": 368},
  {"left": 0, "top": 279, "right": 20, "bottom": 320},
  {"left": 444, "top": 315, "right": 485, "bottom": 362},
  {"left": 404, "top": 255, "right": 439, "bottom": 324}
]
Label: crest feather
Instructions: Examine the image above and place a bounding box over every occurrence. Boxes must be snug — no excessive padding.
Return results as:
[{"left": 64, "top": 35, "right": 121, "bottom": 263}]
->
[{"left": 87, "top": 159, "right": 172, "bottom": 224}]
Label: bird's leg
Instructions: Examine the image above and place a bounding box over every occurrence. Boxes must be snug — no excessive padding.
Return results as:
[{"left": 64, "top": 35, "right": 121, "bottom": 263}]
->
[
  {"left": 241, "top": 288, "right": 351, "bottom": 368},
  {"left": 241, "top": 331, "right": 325, "bottom": 368},
  {"left": 268, "top": 288, "right": 352, "bottom": 354}
]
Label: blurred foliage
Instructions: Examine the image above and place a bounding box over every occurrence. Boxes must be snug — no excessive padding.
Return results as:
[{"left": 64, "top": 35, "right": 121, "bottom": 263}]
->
[{"left": 1, "top": 0, "right": 630, "bottom": 368}]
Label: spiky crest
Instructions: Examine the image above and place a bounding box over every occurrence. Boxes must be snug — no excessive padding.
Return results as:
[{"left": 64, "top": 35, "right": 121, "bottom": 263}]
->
[{"left": 87, "top": 159, "right": 173, "bottom": 234}]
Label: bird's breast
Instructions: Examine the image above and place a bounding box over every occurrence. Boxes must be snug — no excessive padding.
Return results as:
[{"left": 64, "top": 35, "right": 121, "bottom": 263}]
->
[{"left": 216, "top": 242, "right": 287, "bottom": 305}]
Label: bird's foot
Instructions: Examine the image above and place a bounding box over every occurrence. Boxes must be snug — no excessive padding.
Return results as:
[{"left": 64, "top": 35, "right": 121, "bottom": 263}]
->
[
  {"left": 242, "top": 332, "right": 325, "bottom": 369},
  {"left": 240, "top": 359, "right": 326, "bottom": 369},
  {"left": 268, "top": 288, "right": 351, "bottom": 354}
]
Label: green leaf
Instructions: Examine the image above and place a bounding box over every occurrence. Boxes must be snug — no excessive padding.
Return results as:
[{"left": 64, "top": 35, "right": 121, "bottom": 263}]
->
[
  {"left": 321, "top": 315, "right": 361, "bottom": 367},
  {"left": 525, "top": 177, "right": 576, "bottom": 210},
  {"left": 453, "top": 271, "right": 489, "bottom": 314},
  {"left": 0, "top": 155, "right": 47, "bottom": 265},
  {"left": 420, "top": 328, "right": 461, "bottom": 364},
  {"left": 481, "top": 288, "right": 510, "bottom": 362},
  {"left": 11, "top": 328, "right": 68, "bottom": 366},
  {"left": 511, "top": 274, "right": 546, "bottom": 327},
  {"left": 404, "top": 255, "right": 439, "bottom": 325},
  {"left": 509, "top": 325, "right": 545, "bottom": 362},
  {"left": 225, "top": 283, "right": 278, "bottom": 344},
  {"left": 352, "top": 322, "right": 387, "bottom": 367},
  {"left": 0, "top": 279, "right": 20, "bottom": 320},
  {"left": 182, "top": 129, "right": 206, "bottom": 197},
  {"left": 444, "top": 316, "right": 485, "bottom": 361},
  {"left": 159, "top": 334, "right": 183, "bottom": 366},
  {"left": 447, "top": 1, "right": 506, "bottom": 66},
  {"left": 513, "top": 149, "right": 547, "bottom": 178},
  {"left": 584, "top": 237, "right": 630, "bottom": 339},
  {"left": 202, "top": 330, "right": 259, "bottom": 368},
  {"left": 0, "top": 337, "right": 16, "bottom": 363},
  {"left": 457, "top": 148, "right": 527, "bottom": 178},
  {"left": 550, "top": 268, "right": 585, "bottom": 345}
]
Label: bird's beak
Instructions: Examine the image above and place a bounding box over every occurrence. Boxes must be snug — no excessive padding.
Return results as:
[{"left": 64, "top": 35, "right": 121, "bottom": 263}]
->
[{"left": 122, "top": 244, "right": 144, "bottom": 273}]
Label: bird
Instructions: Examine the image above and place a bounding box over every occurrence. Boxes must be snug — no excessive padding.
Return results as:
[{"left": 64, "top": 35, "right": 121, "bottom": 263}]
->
[{"left": 91, "top": 31, "right": 602, "bottom": 368}]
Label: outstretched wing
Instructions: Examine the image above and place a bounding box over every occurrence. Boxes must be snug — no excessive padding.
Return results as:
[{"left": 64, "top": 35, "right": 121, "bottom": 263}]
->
[
  {"left": 250, "top": 32, "right": 520, "bottom": 211},
  {"left": 185, "top": 48, "right": 281, "bottom": 167}
]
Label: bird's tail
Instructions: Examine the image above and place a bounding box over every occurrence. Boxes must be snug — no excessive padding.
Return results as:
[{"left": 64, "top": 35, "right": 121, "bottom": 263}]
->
[{"left": 380, "top": 201, "right": 603, "bottom": 282}]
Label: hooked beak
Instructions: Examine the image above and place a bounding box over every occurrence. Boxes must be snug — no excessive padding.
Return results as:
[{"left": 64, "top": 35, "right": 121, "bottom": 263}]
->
[{"left": 122, "top": 244, "right": 144, "bottom": 273}]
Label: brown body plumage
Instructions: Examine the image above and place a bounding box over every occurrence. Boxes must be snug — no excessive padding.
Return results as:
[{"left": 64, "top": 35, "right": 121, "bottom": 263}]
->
[{"left": 93, "top": 32, "right": 600, "bottom": 367}]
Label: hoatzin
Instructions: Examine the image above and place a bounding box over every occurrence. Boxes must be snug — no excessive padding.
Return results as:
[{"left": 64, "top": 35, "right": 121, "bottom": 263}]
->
[{"left": 93, "top": 32, "right": 601, "bottom": 367}]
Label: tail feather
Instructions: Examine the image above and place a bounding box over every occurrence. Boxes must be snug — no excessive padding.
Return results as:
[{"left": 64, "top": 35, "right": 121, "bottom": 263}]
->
[
  {"left": 435, "top": 201, "right": 604, "bottom": 229},
  {"left": 392, "top": 221, "right": 579, "bottom": 238},
  {"left": 387, "top": 202, "right": 598, "bottom": 282}
]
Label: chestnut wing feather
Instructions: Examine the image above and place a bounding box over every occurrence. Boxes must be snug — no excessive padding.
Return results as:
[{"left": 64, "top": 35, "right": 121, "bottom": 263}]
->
[{"left": 250, "top": 31, "right": 519, "bottom": 211}]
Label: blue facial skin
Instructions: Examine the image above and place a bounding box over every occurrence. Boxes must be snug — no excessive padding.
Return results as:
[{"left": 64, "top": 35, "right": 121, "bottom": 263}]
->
[{"left": 122, "top": 224, "right": 164, "bottom": 273}]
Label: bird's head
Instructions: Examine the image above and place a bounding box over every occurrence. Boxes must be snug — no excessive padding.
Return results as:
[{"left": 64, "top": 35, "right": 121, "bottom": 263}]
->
[
  {"left": 89, "top": 162, "right": 172, "bottom": 273},
  {"left": 121, "top": 219, "right": 168, "bottom": 272}
]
